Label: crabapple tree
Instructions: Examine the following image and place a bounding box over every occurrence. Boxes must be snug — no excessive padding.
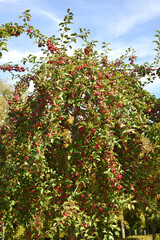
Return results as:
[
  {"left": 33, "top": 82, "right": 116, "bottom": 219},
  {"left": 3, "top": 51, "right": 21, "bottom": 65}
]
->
[{"left": 0, "top": 9, "right": 160, "bottom": 240}]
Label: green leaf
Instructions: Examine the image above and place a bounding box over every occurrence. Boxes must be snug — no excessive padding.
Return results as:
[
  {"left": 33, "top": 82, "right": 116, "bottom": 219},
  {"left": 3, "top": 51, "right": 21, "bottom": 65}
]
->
[
  {"left": 40, "top": 188, "right": 44, "bottom": 195},
  {"left": 25, "top": 9, "right": 31, "bottom": 13},
  {"left": 108, "top": 234, "right": 114, "bottom": 240},
  {"left": 48, "top": 233, "right": 53, "bottom": 238},
  {"left": 115, "top": 231, "right": 120, "bottom": 236}
]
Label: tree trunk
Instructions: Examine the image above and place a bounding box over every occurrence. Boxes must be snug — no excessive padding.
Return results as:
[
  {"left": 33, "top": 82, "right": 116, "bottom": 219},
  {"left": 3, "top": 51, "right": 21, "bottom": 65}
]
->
[
  {"left": 2, "top": 222, "right": 5, "bottom": 240},
  {"left": 145, "top": 215, "right": 149, "bottom": 235},
  {"left": 152, "top": 219, "right": 156, "bottom": 240},
  {"left": 121, "top": 215, "right": 126, "bottom": 239},
  {"left": 71, "top": 111, "right": 78, "bottom": 143},
  {"left": 134, "top": 229, "right": 137, "bottom": 235},
  {"left": 68, "top": 224, "right": 75, "bottom": 240}
]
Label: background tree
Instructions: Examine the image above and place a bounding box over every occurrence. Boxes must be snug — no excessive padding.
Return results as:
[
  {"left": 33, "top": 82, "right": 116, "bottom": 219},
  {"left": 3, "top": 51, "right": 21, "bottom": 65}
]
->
[
  {"left": 0, "top": 79, "right": 13, "bottom": 174},
  {"left": 140, "top": 98, "right": 160, "bottom": 240},
  {"left": 0, "top": 79, "right": 13, "bottom": 126}
]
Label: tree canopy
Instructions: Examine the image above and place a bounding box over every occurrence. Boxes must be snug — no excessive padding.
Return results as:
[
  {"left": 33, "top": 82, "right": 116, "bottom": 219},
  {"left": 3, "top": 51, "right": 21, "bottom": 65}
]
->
[{"left": 0, "top": 9, "right": 159, "bottom": 240}]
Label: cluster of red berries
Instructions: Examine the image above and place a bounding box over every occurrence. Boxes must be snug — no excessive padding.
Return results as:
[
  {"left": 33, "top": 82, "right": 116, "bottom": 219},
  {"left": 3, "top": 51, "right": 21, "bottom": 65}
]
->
[
  {"left": 156, "top": 67, "right": 160, "bottom": 77},
  {"left": 134, "top": 66, "right": 153, "bottom": 77},
  {"left": 0, "top": 65, "right": 25, "bottom": 72},
  {"left": 47, "top": 39, "right": 60, "bottom": 54},
  {"left": 8, "top": 25, "right": 22, "bottom": 37},
  {"left": 9, "top": 31, "right": 20, "bottom": 37},
  {"left": 0, "top": 25, "right": 22, "bottom": 38},
  {"left": 115, "top": 60, "right": 123, "bottom": 67},
  {"left": 84, "top": 46, "right": 91, "bottom": 55},
  {"left": 129, "top": 56, "right": 135, "bottom": 65},
  {"left": 38, "top": 42, "right": 45, "bottom": 47},
  {"left": 101, "top": 58, "right": 108, "bottom": 66}
]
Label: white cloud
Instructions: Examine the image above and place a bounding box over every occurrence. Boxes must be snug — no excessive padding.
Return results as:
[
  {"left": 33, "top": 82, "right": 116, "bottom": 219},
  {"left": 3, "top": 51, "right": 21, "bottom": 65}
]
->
[
  {"left": 1, "top": 50, "right": 44, "bottom": 64},
  {"left": 144, "top": 77, "right": 160, "bottom": 97},
  {"left": 39, "top": 10, "right": 62, "bottom": 24},
  {"left": 73, "top": 0, "right": 160, "bottom": 41},
  {"left": 144, "top": 77, "right": 160, "bottom": 88},
  {"left": 107, "top": 40, "right": 155, "bottom": 62},
  {"left": 105, "top": 0, "right": 160, "bottom": 37}
]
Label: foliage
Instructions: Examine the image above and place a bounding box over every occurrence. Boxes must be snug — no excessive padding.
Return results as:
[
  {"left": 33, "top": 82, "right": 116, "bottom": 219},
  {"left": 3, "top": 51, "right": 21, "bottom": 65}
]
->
[
  {"left": 0, "top": 79, "right": 13, "bottom": 126},
  {"left": 0, "top": 9, "right": 160, "bottom": 239}
]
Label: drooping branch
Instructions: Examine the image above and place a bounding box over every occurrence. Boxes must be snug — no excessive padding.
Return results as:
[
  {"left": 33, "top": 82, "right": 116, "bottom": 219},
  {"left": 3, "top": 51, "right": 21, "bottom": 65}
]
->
[{"left": 71, "top": 110, "right": 78, "bottom": 143}]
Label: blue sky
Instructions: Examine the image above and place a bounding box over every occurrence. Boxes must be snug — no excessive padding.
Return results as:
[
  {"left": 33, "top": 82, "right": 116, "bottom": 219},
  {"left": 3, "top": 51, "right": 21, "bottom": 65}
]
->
[{"left": 0, "top": 0, "right": 160, "bottom": 98}]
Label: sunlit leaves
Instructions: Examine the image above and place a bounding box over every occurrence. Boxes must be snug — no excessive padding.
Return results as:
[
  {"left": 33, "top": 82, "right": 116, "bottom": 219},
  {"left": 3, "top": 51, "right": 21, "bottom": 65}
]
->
[{"left": 0, "top": 9, "right": 160, "bottom": 240}]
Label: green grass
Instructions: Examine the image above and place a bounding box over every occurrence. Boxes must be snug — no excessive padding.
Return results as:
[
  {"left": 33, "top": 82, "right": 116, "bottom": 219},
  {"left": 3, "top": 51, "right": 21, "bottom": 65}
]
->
[{"left": 118, "top": 234, "right": 160, "bottom": 240}]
